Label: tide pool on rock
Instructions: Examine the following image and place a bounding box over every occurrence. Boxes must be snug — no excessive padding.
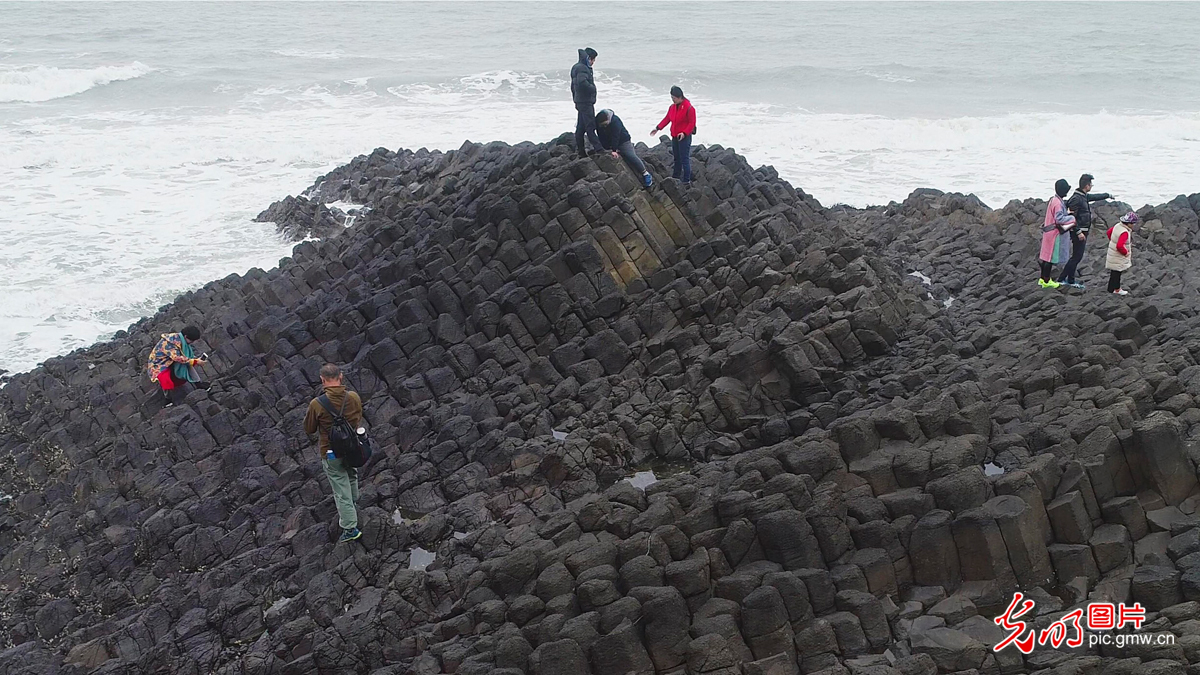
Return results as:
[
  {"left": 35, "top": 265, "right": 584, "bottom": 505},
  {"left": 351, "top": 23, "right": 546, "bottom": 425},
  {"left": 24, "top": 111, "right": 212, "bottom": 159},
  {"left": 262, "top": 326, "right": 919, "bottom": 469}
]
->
[
  {"left": 407, "top": 547, "right": 436, "bottom": 571},
  {"left": 624, "top": 471, "right": 657, "bottom": 491}
]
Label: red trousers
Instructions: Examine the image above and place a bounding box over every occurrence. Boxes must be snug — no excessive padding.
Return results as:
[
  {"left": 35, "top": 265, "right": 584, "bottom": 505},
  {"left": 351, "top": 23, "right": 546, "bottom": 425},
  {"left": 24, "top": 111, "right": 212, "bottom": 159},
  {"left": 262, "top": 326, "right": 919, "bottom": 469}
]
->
[{"left": 157, "top": 368, "right": 181, "bottom": 391}]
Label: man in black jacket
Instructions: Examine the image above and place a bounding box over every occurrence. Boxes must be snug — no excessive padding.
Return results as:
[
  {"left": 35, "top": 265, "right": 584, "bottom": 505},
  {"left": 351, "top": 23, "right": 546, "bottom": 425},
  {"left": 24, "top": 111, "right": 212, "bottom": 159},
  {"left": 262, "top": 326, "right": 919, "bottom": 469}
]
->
[
  {"left": 596, "top": 109, "right": 653, "bottom": 188},
  {"left": 1058, "top": 173, "right": 1114, "bottom": 288},
  {"left": 571, "top": 48, "right": 604, "bottom": 158}
]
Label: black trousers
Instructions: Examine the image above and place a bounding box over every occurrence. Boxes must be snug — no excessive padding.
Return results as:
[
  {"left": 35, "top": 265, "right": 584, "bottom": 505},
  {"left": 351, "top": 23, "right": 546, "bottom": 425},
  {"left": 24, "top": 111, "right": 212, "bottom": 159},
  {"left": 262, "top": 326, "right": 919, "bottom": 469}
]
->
[
  {"left": 1057, "top": 230, "right": 1088, "bottom": 283},
  {"left": 1040, "top": 261, "right": 1054, "bottom": 282},
  {"left": 574, "top": 103, "right": 603, "bottom": 156},
  {"left": 1108, "top": 270, "right": 1123, "bottom": 292}
]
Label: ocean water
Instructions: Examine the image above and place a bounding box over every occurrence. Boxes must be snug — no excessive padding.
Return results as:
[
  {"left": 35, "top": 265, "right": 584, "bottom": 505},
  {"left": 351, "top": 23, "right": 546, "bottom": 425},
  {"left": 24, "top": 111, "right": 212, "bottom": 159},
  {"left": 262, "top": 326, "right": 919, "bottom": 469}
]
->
[{"left": 2, "top": 1, "right": 1199, "bottom": 373}]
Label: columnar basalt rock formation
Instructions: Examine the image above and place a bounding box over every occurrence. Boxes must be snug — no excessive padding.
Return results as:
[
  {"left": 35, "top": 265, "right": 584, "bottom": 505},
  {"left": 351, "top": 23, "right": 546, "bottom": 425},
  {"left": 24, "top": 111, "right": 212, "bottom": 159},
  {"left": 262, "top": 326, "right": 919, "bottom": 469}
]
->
[{"left": 5, "top": 134, "right": 1200, "bottom": 675}]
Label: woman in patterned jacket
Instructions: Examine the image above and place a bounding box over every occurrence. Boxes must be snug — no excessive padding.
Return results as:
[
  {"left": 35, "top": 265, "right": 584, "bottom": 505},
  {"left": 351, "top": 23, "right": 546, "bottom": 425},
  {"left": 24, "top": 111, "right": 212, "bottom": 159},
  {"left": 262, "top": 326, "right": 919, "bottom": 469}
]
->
[{"left": 147, "top": 326, "right": 207, "bottom": 406}]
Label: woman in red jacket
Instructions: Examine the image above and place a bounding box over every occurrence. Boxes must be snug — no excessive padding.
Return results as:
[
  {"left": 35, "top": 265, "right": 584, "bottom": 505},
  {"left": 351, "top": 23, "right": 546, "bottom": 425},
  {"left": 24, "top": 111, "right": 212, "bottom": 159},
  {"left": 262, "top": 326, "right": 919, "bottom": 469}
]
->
[{"left": 650, "top": 85, "right": 696, "bottom": 184}]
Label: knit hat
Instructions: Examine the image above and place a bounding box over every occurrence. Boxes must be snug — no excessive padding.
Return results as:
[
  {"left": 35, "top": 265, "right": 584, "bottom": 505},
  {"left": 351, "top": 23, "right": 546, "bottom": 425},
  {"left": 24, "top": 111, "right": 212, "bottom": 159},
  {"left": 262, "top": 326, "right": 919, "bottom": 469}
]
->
[
  {"left": 1055, "top": 179, "right": 1070, "bottom": 199},
  {"left": 584, "top": 48, "right": 598, "bottom": 59},
  {"left": 670, "top": 85, "right": 684, "bottom": 99},
  {"left": 1120, "top": 211, "right": 1140, "bottom": 224}
]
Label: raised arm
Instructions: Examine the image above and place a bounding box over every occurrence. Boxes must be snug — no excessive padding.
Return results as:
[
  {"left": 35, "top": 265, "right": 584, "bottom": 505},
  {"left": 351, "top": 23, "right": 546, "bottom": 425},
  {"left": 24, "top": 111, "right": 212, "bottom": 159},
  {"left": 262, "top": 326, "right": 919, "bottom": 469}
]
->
[
  {"left": 654, "top": 109, "right": 671, "bottom": 133},
  {"left": 1087, "top": 192, "right": 1111, "bottom": 202}
]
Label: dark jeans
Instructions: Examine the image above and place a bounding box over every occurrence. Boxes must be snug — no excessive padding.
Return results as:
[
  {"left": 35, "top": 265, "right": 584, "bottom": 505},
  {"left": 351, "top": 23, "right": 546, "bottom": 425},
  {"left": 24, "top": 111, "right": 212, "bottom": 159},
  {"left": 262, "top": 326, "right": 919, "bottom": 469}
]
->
[
  {"left": 1040, "top": 261, "right": 1054, "bottom": 282},
  {"left": 1057, "top": 230, "right": 1088, "bottom": 283},
  {"left": 615, "top": 141, "right": 647, "bottom": 174},
  {"left": 575, "top": 103, "right": 603, "bottom": 156},
  {"left": 671, "top": 134, "right": 693, "bottom": 182},
  {"left": 1108, "top": 270, "right": 1123, "bottom": 292}
]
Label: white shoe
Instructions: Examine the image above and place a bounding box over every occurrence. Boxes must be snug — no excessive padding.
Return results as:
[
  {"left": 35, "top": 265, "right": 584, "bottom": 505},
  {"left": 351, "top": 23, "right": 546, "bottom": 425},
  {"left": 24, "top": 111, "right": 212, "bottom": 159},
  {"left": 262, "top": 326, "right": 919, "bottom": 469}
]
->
[{"left": 1113, "top": 289, "right": 1129, "bottom": 296}]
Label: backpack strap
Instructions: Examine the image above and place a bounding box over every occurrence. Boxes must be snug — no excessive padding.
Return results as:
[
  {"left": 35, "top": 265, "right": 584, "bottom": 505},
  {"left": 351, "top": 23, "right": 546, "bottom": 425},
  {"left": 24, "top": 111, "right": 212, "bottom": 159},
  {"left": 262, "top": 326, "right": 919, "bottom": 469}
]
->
[{"left": 316, "top": 394, "right": 345, "bottom": 422}]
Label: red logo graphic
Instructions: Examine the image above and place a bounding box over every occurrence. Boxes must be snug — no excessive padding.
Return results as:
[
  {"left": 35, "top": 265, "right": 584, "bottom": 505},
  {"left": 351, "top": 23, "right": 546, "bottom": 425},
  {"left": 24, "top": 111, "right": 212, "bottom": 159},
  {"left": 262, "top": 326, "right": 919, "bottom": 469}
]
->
[
  {"left": 1087, "top": 603, "right": 1116, "bottom": 630},
  {"left": 995, "top": 592, "right": 1037, "bottom": 653},
  {"left": 994, "top": 595, "right": 1147, "bottom": 653}
]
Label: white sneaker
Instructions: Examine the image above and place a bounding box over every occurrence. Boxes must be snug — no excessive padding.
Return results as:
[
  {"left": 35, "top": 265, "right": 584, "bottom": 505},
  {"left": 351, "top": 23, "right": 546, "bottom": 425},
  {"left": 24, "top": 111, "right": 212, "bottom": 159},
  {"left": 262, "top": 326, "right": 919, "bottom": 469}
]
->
[{"left": 1113, "top": 289, "right": 1129, "bottom": 296}]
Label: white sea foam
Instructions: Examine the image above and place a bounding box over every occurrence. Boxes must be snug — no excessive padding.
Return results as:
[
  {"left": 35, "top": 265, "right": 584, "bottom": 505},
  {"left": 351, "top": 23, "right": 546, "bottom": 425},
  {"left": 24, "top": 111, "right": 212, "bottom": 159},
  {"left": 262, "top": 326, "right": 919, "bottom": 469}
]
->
[
  {"left": 325, "top": 200, "right": 364, "bottom": 213},
  {"left": 5, "top": 0, "right": 1200, "bottom": 384},
  {"left": 372, "top": 72, "right": 1200, "bottom": 208},
  {"left": 856, "top": 67, "right": 916, "bottom": 84},
  {"left": 272, "top": 49, "right": 350, "bottom": 61},
  {"left": 9, "top": 78, "right": 1200, "bottom": 373},
  {"left": 0, "top": 62, "right": 153, "bottom": 103}
]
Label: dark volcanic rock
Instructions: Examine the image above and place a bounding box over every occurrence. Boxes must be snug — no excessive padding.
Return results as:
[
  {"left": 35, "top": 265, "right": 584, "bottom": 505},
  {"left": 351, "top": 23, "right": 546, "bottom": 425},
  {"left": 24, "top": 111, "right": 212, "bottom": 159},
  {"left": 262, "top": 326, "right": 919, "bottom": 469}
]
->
[
  {"left": 255, "top": 193, "right": 346, "bottom": 241},
  {"left": 5, "top": 135, "right": 1200, "bottom": 675}
]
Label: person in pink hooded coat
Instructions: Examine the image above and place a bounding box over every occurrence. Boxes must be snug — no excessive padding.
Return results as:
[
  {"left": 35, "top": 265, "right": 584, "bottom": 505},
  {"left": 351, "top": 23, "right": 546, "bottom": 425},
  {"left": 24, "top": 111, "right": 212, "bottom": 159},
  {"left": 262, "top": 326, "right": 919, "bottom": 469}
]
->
[{"left": 1039, "top": 179, "right": 1076, "bottom": 288}]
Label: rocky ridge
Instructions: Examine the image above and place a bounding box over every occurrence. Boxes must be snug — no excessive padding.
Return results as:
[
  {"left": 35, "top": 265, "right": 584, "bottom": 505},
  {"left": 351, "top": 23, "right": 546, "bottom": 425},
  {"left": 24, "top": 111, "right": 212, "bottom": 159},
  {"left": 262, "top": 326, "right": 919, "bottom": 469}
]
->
[{"left": 4, "top": 134, "right": 1200, "bottom": 675}]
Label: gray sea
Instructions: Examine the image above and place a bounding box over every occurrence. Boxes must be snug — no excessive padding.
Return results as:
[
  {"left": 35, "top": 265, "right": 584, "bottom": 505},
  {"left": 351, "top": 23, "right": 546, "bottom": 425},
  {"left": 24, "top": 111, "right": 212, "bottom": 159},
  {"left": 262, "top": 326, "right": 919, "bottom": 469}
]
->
[{"left": 2, "top": 1, "right": 1198, "bottom": 372}]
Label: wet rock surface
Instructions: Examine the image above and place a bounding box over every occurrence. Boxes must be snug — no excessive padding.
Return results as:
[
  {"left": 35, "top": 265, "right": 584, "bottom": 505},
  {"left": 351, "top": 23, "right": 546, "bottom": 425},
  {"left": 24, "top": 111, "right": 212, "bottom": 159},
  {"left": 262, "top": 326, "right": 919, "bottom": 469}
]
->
[{"left": 4, "top": 134, "right": 1200, "bottom": 674}]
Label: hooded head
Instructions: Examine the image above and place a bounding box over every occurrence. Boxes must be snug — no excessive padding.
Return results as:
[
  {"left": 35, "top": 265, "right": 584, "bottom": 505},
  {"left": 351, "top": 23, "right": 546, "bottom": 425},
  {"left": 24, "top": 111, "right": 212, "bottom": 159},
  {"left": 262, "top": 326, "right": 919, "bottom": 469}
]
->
[
  {"left": 596, "top": 109, "right": 613, "bottom": 127},
  {"left": 1120, "top": 211, "right": 1140, "bottom": 225},
  {"left": 581, "top": 47, "right": 597, "bottom": 65},
  {"left": 670, "top": 85, "right": 685, "bottom": 102},
  {"left": 1055, "top": 179, "right": 1070, "bottom": 199}
]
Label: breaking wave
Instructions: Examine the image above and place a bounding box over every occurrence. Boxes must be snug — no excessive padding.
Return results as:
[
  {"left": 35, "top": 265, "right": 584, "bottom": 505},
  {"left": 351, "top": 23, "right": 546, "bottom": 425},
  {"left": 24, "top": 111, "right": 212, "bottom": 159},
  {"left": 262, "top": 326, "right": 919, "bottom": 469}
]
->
[{"left": 0, "top": 62, "right": 153, "bottom": 103}]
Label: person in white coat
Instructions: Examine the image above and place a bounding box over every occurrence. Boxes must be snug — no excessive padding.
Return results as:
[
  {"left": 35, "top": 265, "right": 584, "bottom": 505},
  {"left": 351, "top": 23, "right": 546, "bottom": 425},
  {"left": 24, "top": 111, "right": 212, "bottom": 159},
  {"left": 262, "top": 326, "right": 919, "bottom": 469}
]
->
[{"left": 1105, "top": 211, "right": 1139, "bottom": 296}]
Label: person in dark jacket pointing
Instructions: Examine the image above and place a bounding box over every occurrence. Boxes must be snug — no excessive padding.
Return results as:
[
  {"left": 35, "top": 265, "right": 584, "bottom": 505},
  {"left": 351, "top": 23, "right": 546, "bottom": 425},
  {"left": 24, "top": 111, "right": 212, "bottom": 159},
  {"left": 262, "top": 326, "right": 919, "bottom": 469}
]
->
[
  {"left": 596, "top": 109, "right": 653, "bottom": 188},
  {"left": 570, "top": 48, "right": 604, "bottom": 158},
  {"left": 1057, "top": 173, "right": 1115, "bottom": 289}
]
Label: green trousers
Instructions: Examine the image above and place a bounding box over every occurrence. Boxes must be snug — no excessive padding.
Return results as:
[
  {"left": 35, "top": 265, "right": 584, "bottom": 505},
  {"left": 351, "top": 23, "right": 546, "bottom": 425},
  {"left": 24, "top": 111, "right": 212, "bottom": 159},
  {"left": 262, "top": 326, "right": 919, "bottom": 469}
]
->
[{"left": 322, "top": 457, "right": 359, "bottom": 530}]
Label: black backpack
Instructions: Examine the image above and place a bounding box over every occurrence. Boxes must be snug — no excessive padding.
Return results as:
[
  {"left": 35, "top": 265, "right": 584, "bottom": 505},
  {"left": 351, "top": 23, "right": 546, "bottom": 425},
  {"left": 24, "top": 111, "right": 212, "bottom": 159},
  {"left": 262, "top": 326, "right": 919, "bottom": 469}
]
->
[{"left": 317, "top": 393, "right": 372, "bottom": 468}]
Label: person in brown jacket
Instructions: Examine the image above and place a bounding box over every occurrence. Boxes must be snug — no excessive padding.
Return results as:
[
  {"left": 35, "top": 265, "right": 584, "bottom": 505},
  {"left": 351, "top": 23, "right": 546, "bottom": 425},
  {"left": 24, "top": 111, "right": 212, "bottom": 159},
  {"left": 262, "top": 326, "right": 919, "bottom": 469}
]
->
[{"left": 303, "top": 363, "right": 364, "bottom": 542}]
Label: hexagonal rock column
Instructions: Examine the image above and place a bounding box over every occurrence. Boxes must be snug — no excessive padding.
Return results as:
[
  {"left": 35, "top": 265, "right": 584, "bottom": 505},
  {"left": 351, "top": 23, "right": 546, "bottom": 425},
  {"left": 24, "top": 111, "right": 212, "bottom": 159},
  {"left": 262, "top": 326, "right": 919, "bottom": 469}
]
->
[
  {"left": 992, "top": 469, "right": 1053, "bottom": 545},
  {"left": 909, "top": 510, "right": 962, "bottom": 592},
  {"left": 1046, "top": 491, "right": 1095, "bottom": 545},
  {"left": 950, "top": 507, "right": 1017, "bottom": 589},
  {"left": 1129, "top": 413, "right": 1199, "bottom": 506},
  {"left": 984, "top": 495, "right": 1054, "bottom": 588}
]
